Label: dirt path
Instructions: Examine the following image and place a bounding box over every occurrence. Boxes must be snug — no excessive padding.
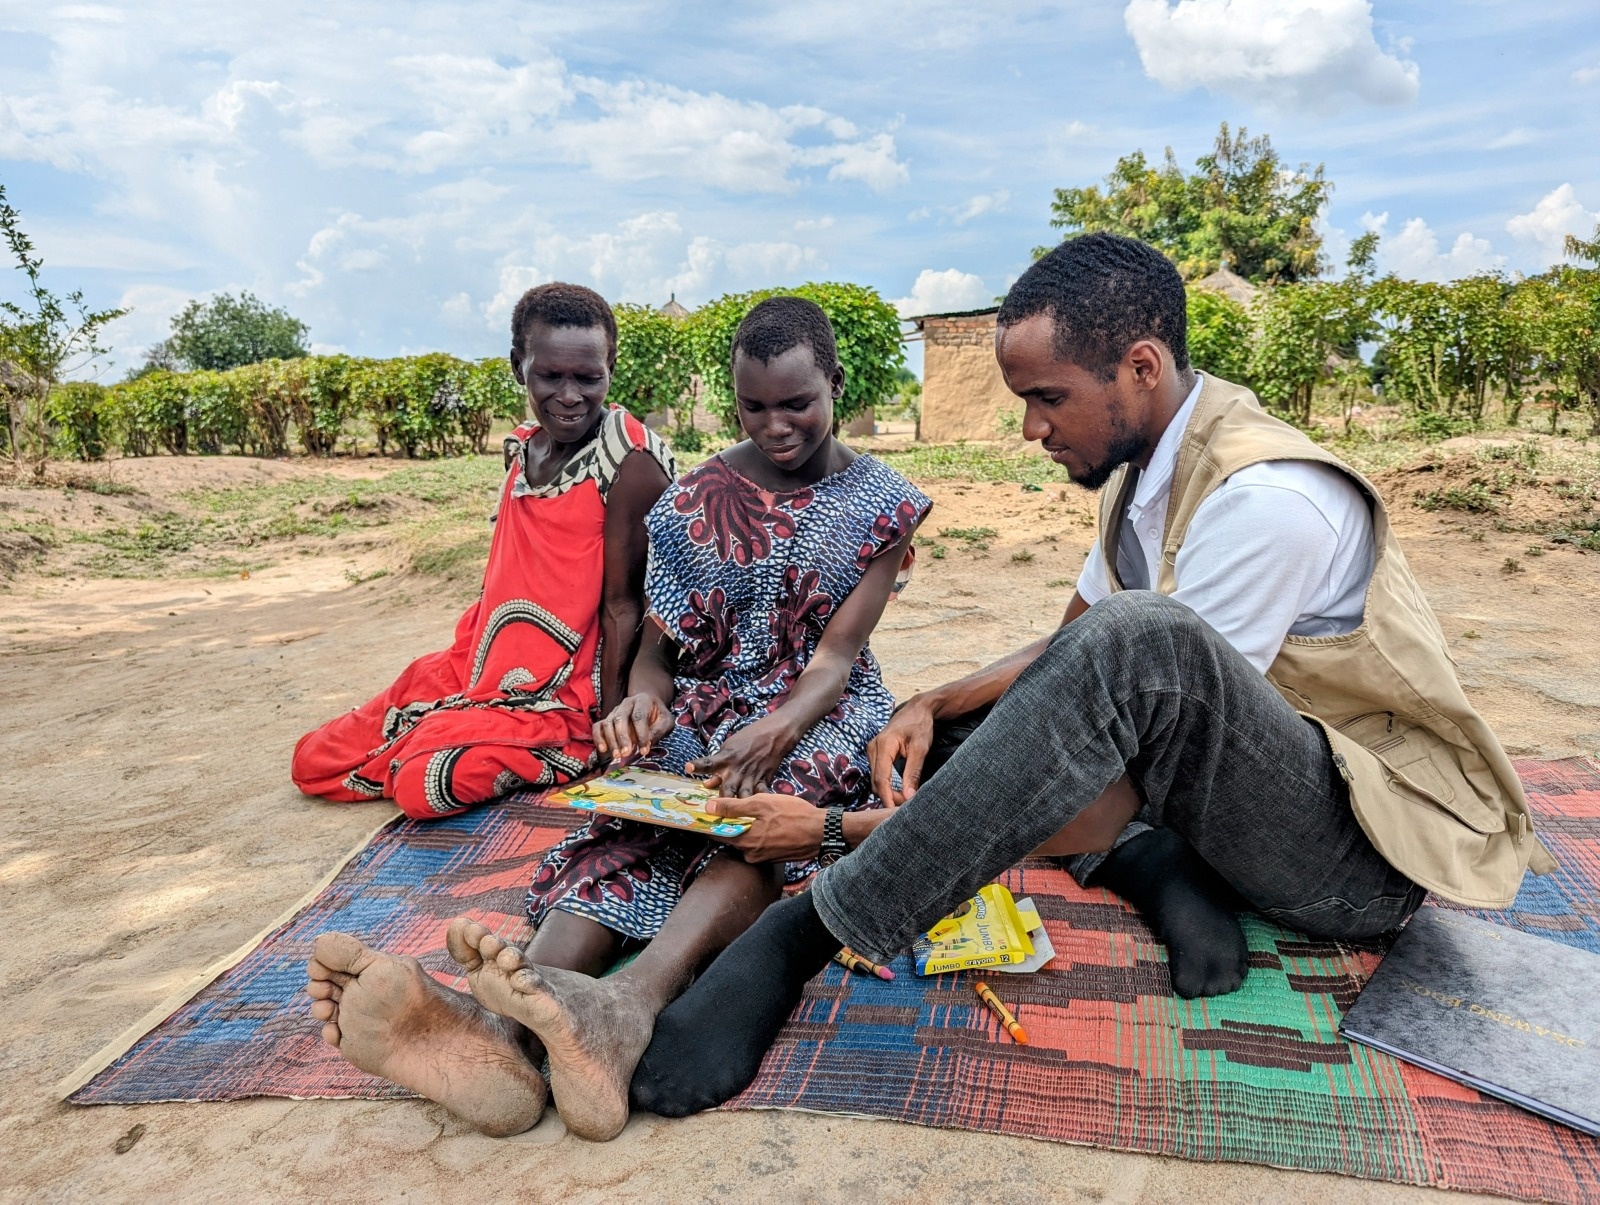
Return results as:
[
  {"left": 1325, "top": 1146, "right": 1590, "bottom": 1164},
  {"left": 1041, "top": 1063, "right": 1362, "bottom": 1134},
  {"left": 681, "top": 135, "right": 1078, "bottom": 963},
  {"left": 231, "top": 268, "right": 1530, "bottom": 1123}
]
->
[{"left": 2, "top": 458, "right": 1595, "bottom": 1201}]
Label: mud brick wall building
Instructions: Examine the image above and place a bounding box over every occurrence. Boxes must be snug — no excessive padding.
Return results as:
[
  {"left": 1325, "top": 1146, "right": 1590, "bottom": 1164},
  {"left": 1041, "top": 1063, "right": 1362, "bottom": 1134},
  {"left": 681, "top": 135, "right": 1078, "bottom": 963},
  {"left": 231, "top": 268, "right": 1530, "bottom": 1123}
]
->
[{"left": 911, "top": 307, "right": 1016, "bottom": 443}]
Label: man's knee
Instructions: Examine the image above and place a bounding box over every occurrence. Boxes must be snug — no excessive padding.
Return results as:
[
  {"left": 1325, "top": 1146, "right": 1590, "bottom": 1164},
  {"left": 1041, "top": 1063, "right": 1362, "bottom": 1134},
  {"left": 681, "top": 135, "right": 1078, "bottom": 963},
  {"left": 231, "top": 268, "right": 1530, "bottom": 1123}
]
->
[{"left": 1045, "top": 591, "right": 1207, "bottom": 660}]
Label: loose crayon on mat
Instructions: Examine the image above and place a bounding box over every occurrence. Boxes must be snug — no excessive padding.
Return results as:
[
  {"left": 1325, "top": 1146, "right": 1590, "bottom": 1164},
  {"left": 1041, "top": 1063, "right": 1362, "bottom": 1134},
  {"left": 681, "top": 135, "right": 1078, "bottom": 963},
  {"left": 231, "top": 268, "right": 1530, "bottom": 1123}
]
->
[
  {"left": 834, "top": 947, "right": 895, "bottom": 981},
  {"left": 973, "top": 980, "right": 1029, "bottom": 1045}
]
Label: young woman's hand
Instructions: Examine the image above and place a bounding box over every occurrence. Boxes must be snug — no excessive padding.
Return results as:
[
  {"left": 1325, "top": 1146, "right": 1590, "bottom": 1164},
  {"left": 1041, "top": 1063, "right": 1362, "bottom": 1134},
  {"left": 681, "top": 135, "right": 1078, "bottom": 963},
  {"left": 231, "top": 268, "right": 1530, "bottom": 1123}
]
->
[
  {"left": 685, "top": 720, "right": 793, "bottom": 798},
  {"left": 867, "top": 695, "right": 936, "bottom": 805},
  {"left": 593, "top": 692, "right": 673, "bottom": 762},
  {"left": 705, "top": 793, "right": 825, "bottom": 863}
]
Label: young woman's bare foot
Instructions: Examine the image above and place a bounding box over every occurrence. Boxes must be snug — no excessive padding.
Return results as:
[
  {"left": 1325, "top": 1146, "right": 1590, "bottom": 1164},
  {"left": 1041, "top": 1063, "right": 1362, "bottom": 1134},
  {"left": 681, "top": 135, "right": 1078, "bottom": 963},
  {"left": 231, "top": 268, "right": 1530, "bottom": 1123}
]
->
[
  {"left": 306, "top": 931, "right": 548, "bottom": 1137},
  {"left": 455, "top": 921, "right": 658, "bottom": 1142}
]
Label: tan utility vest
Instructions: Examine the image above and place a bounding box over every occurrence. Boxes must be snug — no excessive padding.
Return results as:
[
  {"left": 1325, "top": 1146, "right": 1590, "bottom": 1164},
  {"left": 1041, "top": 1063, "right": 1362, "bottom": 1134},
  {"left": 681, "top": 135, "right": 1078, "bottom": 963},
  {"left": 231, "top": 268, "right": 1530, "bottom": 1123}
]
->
[{"left": 1096, "top": 374, "right": 1555, "bottom": 908}]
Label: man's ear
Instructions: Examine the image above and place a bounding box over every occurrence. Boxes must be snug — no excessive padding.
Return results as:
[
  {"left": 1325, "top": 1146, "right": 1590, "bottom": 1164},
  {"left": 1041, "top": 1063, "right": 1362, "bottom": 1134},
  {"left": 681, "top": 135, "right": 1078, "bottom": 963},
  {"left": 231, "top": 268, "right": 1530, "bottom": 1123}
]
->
[
  {"left": 831, "top": 364, "right": 845, "bottom": 399},
  {"left": 510, "top": 352, "right": 526, "bottom": 387},
  {"left": 1125, "top": 339, "right": 1164, "bottom": 390}
]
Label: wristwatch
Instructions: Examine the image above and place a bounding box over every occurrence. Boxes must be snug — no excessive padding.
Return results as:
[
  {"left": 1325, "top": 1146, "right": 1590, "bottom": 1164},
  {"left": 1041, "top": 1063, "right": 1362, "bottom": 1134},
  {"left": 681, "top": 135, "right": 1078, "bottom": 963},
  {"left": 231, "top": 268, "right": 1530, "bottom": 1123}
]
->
[{"left": 819, "top": 806, "right": 848, "bottom": 866}]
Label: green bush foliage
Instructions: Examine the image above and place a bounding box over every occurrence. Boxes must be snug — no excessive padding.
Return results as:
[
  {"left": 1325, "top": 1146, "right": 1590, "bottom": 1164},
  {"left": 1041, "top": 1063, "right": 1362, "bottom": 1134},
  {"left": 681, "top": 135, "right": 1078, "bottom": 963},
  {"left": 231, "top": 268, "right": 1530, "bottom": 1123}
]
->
[
  {"left": 612, "top": 302, "right": 694, "bottom": 426},
  {"left": 86, "top": 353, "right": 523, "bottom": 459},
  {"left": 46, "top": 381, "right": 109, "bottom": 460},
  {"left": 683, "top": 281, "right": 904, "bottom": 434},
  {"left": 1184, "top": 288, "right": 1251, "bottom": 383}
]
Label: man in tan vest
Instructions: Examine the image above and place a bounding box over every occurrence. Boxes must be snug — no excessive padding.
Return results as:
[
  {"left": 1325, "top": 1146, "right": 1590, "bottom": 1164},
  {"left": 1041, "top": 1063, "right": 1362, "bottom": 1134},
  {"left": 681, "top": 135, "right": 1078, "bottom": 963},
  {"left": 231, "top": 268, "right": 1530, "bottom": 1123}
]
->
[{"left": 626, "top": 232, "right": 1554, "bottom": 1118}]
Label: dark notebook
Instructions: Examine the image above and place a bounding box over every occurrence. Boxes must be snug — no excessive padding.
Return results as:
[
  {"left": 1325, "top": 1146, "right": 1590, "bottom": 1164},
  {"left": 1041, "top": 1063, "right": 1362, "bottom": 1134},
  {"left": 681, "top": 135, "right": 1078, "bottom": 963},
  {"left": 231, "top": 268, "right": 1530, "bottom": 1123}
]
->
[{"left": 1341, "top": 906, "right": 1600, "bottom": 1136}]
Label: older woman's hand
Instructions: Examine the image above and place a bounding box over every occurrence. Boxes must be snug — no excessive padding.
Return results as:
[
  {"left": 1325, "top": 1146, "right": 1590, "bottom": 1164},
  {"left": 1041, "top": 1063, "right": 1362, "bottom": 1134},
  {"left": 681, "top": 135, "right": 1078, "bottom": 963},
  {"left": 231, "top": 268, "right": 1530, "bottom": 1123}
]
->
[
  {"left": 593, "top": 692, "right": 673, "bottom": 762},
  {"left": 705, "top": 793, "right": 826, "bottom": 864}
]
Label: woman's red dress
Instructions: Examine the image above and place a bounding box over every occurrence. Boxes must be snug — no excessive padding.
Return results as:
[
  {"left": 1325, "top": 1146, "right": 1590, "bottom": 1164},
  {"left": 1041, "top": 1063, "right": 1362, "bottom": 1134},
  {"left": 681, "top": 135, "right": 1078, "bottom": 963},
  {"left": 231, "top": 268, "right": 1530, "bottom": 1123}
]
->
[{"left": 291, "top": 407, "right": 672, "bottom": 819}]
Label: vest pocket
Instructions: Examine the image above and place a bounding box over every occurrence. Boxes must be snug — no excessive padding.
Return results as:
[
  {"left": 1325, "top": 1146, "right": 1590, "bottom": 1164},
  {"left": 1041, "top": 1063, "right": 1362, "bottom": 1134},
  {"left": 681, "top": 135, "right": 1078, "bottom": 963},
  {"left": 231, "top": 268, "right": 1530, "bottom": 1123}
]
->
[{"left": 1336, "top": 711, "right": 1504, "bottom": 834}]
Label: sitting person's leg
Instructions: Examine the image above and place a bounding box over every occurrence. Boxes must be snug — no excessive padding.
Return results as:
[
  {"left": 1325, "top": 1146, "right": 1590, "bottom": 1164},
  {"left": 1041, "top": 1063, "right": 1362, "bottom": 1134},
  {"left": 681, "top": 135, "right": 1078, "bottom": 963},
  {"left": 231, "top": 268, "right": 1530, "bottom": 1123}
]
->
[
  {"left": 633, "top": 591, "right": 1422, "bottom": 1114},
  {"left": 458, "top": 850, "right": 782, "bottom": 1141},
  {"left": 917, "top": 704, "right": 1249, "bottom": 999}
]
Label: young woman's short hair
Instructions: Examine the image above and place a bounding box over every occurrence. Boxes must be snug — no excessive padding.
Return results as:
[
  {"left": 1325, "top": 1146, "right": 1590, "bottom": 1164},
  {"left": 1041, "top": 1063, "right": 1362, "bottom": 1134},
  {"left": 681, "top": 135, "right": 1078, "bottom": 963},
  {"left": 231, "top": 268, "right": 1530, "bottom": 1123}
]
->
[
  {"left": 997, "top": 233, "right": 1190, "bottom": 380},
  {"left": 731, "top": 296, "right": 840, "bottom": 376},
  {"left": 510, "top": 283, "right": 618, "bottom": 366}
]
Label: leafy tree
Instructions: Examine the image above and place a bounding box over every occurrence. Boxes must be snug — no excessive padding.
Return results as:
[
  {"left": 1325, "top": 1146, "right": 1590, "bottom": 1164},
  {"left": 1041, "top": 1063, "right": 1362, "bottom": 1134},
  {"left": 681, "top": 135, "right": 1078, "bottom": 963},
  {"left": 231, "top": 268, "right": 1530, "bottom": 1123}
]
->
[
  {"left": 611, "top": 302, "right": 695, "bottom": 430},
  {"left": 1566, "top": 221, "right": 1600, "bottom": 268},
  {"left": 1047, "top": 123, "right": 1330, "bottom": 283},
  {"left": 1248, "top": 279, "right": 1371, "bottom": 426},
  {"left": 0, "top": 182, "right": 126, "bottom": 479},
  {"left": 1533, "top": 267, "right": 1600, "bottom": 436},
  {"left": 684, "top": 282, "right": 904, "bottom": 434},
  {"left": 165, "top": 291, "right": 309, "bottom": 372}
]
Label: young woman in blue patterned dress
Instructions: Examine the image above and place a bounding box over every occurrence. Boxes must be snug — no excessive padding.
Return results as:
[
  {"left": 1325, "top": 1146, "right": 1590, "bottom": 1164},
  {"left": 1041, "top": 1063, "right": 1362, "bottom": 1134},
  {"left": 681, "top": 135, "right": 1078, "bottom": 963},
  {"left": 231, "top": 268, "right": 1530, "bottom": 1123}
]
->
[{"left": 439, "top": 296, "right": 931, "bottom": 1141}]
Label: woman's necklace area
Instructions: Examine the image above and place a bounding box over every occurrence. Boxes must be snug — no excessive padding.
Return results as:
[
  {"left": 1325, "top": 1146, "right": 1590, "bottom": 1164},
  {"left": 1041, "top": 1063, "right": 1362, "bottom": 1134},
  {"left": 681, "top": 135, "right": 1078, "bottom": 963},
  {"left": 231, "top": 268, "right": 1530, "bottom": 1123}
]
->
[{"left": 523, "top": 424, "right": 595, "bottom": 490}]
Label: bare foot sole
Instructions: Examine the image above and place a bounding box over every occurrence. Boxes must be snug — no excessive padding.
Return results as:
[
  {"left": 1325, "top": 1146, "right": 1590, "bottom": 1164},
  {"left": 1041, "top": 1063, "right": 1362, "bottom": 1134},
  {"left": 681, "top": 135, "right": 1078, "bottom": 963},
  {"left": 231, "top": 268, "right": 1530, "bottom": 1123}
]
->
[
  {"left": 306, "top": 931, "right": 548, "bottom": 1137},
  {"left": 454, "top": 919, "right": 656, "bottom": 1142}
]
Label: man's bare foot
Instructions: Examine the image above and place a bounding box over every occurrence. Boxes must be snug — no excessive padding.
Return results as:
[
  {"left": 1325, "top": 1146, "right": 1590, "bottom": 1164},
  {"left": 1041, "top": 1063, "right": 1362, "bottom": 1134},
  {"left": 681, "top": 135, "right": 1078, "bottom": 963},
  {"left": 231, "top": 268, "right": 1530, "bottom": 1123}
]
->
[
  {"left": 453, "top": 920, "right": 657, "bottom": 1142},
  {"left": 306, "top": 931, "right": 548, "bottom": 1137}
]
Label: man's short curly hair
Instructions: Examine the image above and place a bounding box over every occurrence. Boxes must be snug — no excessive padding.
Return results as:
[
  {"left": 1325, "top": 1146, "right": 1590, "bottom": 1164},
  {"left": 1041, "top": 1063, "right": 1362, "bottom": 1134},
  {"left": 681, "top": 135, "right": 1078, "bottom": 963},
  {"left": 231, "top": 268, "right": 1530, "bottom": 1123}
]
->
[
  {"left": 510, "top": 282, "right": 617, "bottom": 367},
  {"left": 997, "top": 233, "right": 1189, "bottom": 381},
  {"left": 731, "top": 295, "right": 840, "bottom": 377}
]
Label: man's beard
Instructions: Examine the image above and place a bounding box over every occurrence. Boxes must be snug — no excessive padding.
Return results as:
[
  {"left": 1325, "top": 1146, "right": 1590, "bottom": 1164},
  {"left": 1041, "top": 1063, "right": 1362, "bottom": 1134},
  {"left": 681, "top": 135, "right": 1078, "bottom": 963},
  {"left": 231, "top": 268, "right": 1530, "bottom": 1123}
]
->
[{"left": 1069, "top": 430, "right": 1148, "bottom": 491}]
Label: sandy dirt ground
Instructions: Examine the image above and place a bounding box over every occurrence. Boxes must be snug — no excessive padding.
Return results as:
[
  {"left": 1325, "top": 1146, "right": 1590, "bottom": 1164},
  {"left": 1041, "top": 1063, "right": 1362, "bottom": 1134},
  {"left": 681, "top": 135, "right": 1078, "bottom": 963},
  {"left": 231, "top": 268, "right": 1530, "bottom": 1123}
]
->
[{"left": 2, "top": 450, "right": 1597, "bottom": 1203}]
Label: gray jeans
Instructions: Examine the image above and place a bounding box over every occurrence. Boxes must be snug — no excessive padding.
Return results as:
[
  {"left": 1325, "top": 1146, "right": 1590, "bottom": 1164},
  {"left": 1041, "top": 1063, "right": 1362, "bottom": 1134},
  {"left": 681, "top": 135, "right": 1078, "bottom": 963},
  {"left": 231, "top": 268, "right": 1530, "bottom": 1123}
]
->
[{"left": 816, "top": 592, "right": 1425, "bottom": 962}]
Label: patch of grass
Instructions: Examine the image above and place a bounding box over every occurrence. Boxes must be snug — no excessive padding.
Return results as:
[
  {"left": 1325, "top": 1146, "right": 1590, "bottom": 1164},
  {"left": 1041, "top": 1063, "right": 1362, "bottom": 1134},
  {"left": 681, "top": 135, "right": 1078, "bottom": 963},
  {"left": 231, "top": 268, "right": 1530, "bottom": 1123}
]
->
[
  {"left": 1551, "top": 519, "right": 1600, "bottom": 552},
  {"left": 938, "top": 525, "right": 999, "bottom": 552},
  {"left": 1010, "top": 548, "right": 1035, "bottom": 563},
  {"left": 877, "top": 443, "right": 1060, "bottom": 487},
  {"left": 1416, "top": 481, "right": 1500, "bottom": 513},
  {"left": 1501, "top": 556, "right": 1524, "bottom": 575},
  {"left": 928, "top": 543, "right": 947, "bottom": 559},
  {"left": 1045, "top": 577, "right": 1073, "bottom": 588},
  {"left": 410, "top": 533, "right": 491, "bottom": 579}
]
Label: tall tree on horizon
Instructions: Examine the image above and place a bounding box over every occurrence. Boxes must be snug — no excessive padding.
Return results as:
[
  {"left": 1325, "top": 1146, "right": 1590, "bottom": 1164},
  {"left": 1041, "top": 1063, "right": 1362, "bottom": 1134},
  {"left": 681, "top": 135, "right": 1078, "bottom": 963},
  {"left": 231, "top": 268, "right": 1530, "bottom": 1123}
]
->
[{"left": 1045, "top": 122, "right": 1331, "bottom": 285}]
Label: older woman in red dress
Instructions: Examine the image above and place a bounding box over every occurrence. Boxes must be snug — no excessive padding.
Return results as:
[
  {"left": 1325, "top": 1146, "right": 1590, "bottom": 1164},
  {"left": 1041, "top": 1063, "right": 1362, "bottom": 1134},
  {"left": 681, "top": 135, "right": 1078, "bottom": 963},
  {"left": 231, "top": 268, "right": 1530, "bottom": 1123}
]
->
[{"left": 290, "top": 283, "right": 673, "bottom": 819}]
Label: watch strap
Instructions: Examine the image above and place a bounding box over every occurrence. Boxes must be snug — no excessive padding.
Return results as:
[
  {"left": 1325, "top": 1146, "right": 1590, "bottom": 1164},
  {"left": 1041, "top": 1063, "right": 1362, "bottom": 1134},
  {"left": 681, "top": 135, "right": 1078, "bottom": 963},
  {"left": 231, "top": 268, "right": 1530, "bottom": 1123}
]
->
[{"left": 819, "top": 806, "right": 847, "bottom": 866}]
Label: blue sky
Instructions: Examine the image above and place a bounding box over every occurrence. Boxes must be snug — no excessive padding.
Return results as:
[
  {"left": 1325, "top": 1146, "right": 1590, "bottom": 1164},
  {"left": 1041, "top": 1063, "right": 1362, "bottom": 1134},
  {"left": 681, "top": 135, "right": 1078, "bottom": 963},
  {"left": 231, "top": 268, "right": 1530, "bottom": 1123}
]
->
[{"left": 1, "top": 0, "right": 1597, "bottom": 379}]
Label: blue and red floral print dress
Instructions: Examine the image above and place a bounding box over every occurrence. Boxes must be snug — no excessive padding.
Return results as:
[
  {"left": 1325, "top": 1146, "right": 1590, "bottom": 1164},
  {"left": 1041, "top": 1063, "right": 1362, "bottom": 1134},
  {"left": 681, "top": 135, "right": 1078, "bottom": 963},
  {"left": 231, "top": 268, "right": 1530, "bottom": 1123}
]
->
[{"left": 526, "top": 452, "right": 931, "bottom": 940}]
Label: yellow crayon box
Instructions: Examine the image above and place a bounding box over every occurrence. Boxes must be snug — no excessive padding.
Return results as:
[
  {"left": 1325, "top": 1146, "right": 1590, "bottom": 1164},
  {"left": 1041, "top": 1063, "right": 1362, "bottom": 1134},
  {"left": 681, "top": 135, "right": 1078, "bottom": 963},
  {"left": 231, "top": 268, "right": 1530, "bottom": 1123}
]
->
[{"left": 914, "top": 883, "right": 1053, "bottom": 976}]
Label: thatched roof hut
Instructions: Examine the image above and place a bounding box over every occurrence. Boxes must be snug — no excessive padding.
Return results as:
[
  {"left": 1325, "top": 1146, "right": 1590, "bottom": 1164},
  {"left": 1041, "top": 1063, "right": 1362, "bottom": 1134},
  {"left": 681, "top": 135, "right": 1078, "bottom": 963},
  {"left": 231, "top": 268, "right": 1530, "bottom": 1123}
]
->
[
  {"left": 1192, "top": 265, "right": 1258, "bottom": 306},
  {"left": 659, "top": 293, "right": 690, "bottom": 319}
]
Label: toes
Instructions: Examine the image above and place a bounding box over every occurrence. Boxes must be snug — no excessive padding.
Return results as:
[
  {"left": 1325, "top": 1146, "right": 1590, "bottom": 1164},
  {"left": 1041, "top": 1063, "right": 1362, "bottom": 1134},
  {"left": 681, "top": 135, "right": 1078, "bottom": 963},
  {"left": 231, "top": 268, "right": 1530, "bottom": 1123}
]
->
[
  {"left": 446, "top": 918, "right": 487, "bottom": 969},
  {"left": 477, "top": 933, "right": 508, "bottom": 963},
  {"left": 494, "top": 945, "right": 527, "bottom": 973},
  {"left": 310, "top": 998, "right": 338, "bottom": 1022},
  {"left": 320, "top": 1020, "right": 342, "bottom": 1047},
  {"left": 306, "top": 977, "right": 340, "bottom": 1001},
  {"left": 312, "top": 931, "right": 377, "bottom": 977}
]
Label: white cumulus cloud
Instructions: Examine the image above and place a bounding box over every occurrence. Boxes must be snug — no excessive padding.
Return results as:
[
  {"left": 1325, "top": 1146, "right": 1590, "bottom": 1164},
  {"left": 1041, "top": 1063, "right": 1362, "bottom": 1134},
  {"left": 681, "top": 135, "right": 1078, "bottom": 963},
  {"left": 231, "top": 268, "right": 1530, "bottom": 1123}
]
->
[
  {"left": 949, "top": 191, "right": 1010, "bottom": 225},
  {"left": 892, "top": 268, "right": 991, "bottom": 318},
  {"left": 1362, "top": 212, "right": 1504, "bottom": 282},
  {"left": 1123, "top": 0, "right": 1419, "bottom": 112},
  {"left": 1506, "top": 184, "right": 1600, "bottom": 264}
]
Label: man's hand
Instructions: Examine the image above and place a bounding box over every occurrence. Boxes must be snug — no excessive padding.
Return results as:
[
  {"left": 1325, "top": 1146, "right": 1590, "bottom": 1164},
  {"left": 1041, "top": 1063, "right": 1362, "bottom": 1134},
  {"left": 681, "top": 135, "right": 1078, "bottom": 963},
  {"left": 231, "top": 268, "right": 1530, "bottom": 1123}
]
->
[
  {"left": 706, "top": 793, "right": 825, "bottom": 864},
  {"left": 868, "top": 696, "right": 935, "bottom": 805},
  {"left": 593, "top": 692, "right": 673, "bottom": 762},
  {"left": 685, "top": 720, "right": 793, "bottom": 798}
]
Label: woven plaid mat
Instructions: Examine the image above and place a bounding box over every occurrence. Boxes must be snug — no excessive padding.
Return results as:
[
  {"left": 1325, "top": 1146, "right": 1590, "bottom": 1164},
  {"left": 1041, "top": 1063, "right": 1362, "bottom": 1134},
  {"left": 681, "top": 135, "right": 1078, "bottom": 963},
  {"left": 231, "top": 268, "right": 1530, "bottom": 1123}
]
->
[{"left": 64, "top": 759, "right": 1600, "bottom": 1201}]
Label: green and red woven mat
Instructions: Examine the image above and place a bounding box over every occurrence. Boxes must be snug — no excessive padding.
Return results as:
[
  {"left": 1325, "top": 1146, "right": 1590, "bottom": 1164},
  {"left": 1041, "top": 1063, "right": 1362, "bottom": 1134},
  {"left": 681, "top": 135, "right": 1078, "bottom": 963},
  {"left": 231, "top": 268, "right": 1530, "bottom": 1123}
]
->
[{"left": 66, "top": 759, "right": 1600, "bottom": 1201}]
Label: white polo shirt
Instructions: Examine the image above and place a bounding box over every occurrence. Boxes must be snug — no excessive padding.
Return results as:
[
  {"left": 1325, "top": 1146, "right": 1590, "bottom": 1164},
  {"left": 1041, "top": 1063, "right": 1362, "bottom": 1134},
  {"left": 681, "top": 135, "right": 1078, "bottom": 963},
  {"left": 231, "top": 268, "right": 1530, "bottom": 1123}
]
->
[{"left": 1075, "top": 375, "right": 1375, "bottom": 673}]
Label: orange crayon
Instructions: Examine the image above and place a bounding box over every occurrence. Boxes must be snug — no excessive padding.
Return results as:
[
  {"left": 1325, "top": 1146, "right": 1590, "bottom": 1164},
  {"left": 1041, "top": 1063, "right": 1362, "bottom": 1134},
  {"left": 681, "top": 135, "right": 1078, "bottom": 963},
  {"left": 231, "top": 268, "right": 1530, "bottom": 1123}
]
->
[{"left": 973, "top": 980, "right": 1029, "bottom": 1045}]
